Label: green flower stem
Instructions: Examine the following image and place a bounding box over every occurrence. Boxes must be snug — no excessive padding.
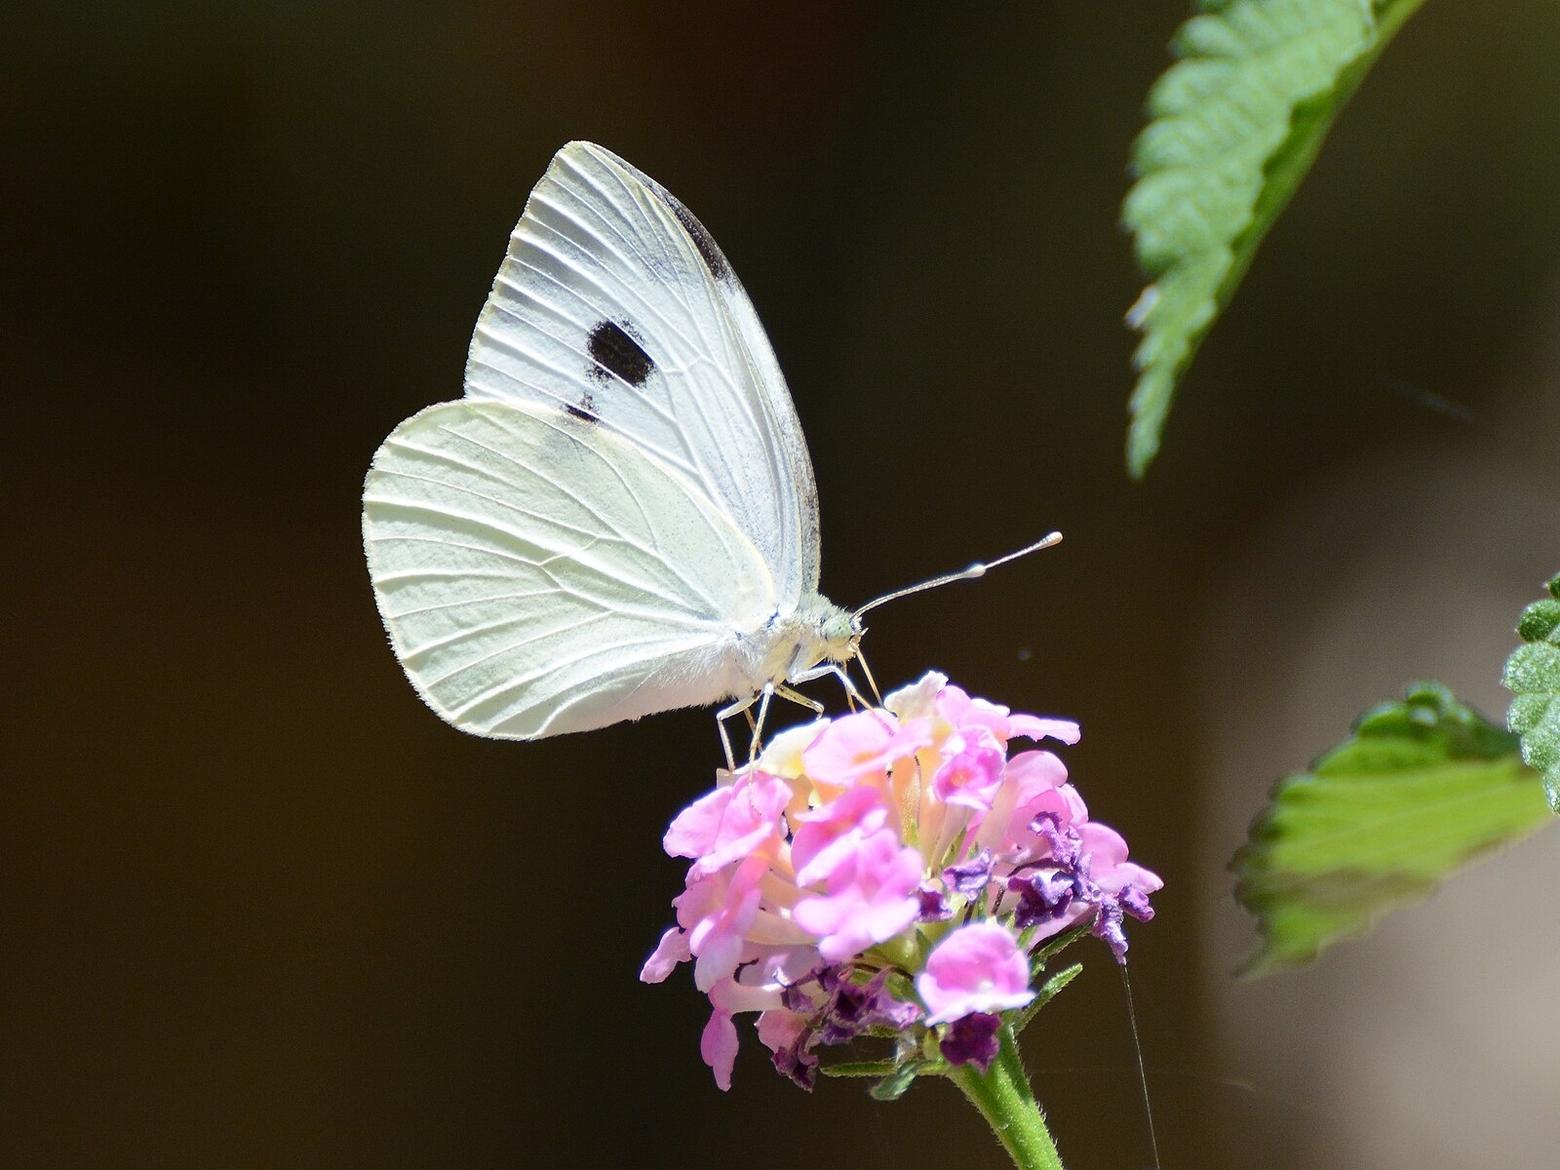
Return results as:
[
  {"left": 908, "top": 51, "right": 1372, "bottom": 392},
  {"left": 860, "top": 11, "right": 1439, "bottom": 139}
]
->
[{"left": 947, "top": 1023, "right": 1063, "bottom": 1170}]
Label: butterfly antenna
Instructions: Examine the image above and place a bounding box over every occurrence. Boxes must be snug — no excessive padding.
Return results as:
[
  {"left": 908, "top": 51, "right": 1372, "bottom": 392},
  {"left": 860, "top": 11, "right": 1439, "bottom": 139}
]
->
[
  {"left": 1120, "top": 962, "right": 1162, "bottom": 1170},
  {"left": 852, "top": 532, "right": 1063, "bottom": 619}
]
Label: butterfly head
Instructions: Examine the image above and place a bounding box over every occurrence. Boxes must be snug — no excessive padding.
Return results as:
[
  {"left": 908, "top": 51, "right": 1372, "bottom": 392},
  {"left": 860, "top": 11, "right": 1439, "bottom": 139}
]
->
[{"left": 818, "top": 607, "right": 864, "bottom": 663}]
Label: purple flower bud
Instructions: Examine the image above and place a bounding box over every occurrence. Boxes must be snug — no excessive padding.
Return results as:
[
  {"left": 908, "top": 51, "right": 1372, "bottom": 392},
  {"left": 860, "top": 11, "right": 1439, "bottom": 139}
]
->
[
  {"left": 1092, "top": 902, "right": 1129, "bottom": 963},
  {"left": 1029, "top": 812, "right": 1082, "bottom": 867},
  {"left": 779, "top": 984, "right": 813, "bottom": 1014},
  {"left": 819, "top": 969, "right": 920, "bottom": 1044},
  {"left": 938, "top": 1011, "right": 1002, "bottom": 1071},
  {"left": 821, "top": 979, "right": 874, "bottom": 1044},
  {"left": 1120, "top": 884, "right": 1155, "bottom": 922},
  {"left": 769, "top": 1038, "right": 819, "bottom": 1091},
  {"left": 874, "top": 994, "right": 922, "bottom": 1031},
  {"left": 779, "top": 964, "right": 833, "bottom": 1013},
  {"left": 943, "top": 850, "right": 995, "bottom": 898},
  {"left": 917, "top": 883, "right": 952, "bottom": 921},
  {"left": 1008, "top": 868, "right": 1082, "bottom": 929}
]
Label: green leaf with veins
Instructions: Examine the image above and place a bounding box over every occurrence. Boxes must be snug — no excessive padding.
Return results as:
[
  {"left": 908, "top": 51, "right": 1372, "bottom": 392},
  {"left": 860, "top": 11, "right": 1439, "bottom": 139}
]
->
[
  {"left": 1503, "top": 574, "right": 1560, "bottom": 813},
  {"left": 1122, "top": 0, "right": 1425, "bottom": 478},
  {"left": 1233, "top": 682, "right": 1552, "bottom": 975}
]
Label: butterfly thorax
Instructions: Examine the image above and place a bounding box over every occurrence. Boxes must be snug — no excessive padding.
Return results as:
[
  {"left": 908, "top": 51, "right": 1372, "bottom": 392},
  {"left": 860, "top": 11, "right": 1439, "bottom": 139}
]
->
[{"left": 736, "top": 594, "right": 858, "bottom": 693}]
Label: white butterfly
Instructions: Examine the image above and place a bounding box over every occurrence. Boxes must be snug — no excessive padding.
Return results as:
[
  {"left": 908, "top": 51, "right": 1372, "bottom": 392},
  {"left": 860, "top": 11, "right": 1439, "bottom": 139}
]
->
[{"left": 362, "top": 142, "right": 1056, "bottom": 759}]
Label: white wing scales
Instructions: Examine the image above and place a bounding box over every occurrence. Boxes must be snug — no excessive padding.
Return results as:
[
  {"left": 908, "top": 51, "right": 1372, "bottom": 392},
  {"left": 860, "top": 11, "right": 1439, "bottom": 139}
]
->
[
  {"left": 363, "top": 399, "right": 779, "bottom": 739},
  {"left": 463, "top": 141, "right": 821, "bottom": 606}
]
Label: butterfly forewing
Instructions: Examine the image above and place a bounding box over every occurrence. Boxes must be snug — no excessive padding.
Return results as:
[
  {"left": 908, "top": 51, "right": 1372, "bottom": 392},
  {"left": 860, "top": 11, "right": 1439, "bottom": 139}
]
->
[
  {"left": 362, "top": 399, "right": 778, "bottom": 739},
  {"left": 463, "top": 141, "right": 821, "bottom": 609}
]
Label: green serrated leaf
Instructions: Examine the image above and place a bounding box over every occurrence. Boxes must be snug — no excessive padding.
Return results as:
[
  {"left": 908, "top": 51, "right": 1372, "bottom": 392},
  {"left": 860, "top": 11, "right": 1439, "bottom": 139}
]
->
[
  {"left": 1122, "top": 0, "right": 1425, "bottom": 478},
  {"left": 1233, "top": 682, "right": 1553, "bottom": 974},
  {"left": 1503, "top": 574, "right": 1560, "bottom": 813}
]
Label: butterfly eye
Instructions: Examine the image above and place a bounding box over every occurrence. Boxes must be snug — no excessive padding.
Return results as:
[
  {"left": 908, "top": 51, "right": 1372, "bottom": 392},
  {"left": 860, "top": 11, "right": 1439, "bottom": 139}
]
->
[{"left": 820, "top": 613, "right": 854, "bottom": 645}]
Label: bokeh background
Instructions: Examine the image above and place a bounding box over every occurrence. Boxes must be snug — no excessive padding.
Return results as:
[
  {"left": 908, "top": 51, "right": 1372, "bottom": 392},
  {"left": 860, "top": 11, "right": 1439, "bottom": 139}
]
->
[{"left": 7, "top": 3, "right": 1559, "bottom": 1167}]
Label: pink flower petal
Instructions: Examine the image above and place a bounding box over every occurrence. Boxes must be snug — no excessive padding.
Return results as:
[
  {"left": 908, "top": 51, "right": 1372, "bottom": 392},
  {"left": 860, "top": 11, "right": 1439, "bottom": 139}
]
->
[
  {"left": 1004, "top": 750, "right": 1069, "bottom": 801},
  {"left": 882, "top": 671, "right": 948, "bottom": 723},
  {"left": 792, "top": 828, "right": 922, "bottom": 961},
  {"left": 791, "top": 787, "right": 889, "bottom": 885},
  {"left": 710, "top": 971, "right": 786, "bottom": 1016},
  {"left": 961, "top": 697, "right": 1015, "bottom": 741},
  {"left": 1081, "top": 820, "right": 1163, "bottom": 897},
  {"left": 916, "top": 921, "right": 1035, "bottom": 1024},
  {"left": 1008, "top": 713, "right": 1082, "bottom": 745},
  {"left": 700, "top": 1008, "right": 739, "bottom": 1091},
  {"left": 1098, "top": 860, "right": 1164, "bottom": 899},
  {"left": 802, "top": 710, "right": 927, "bottom": 787},
  {"left": 755, "top": 1007, "right": 809, "bottom": 1054},
  {"left": 639, "top": 927, "right": 690, "bottom": 984},
  {"left": 932, "top": 741, "right": 1007, "bottom": 811},
  {"left": 678, "top": 858, "right": 766, "bottom": 991},
  {"left": 664, "top": 770, "right": 790, "bottom": 879},
  {"left": 1078, "top": 821, "right": 1129, "bottom": 869},
  {"left": 642, "top": 670, "right": 1157, "bottom": 1090}
]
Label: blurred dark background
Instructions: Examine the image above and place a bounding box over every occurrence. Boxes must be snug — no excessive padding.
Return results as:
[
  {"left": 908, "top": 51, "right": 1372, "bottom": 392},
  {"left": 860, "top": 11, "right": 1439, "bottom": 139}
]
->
[{"left": 6, "top": 3, "right": 1559, "bottom": 1168}]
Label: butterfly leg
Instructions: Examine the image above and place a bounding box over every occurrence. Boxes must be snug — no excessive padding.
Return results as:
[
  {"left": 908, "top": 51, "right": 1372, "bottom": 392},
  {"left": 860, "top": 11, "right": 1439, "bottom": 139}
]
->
[
  {"left": 716, "top": 690, "right": 762, "bottom": 771},
  {"left": 773, "top": 683, "right": 824, "bottom": 718},
  {"left": 791, "top": 662, "right": 869, "bottom": 711},
  {"left": 747, "top": 683, "right": 776, "bottom": 763},
  {"left": 715, "top": 683, "right": 823, "bottom": 769}
]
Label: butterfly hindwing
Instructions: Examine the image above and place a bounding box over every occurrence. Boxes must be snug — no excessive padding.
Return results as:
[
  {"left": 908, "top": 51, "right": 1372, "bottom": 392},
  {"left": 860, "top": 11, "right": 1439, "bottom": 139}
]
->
[{"left": 361, "top": 399, "right": 778, "bottom": 739}]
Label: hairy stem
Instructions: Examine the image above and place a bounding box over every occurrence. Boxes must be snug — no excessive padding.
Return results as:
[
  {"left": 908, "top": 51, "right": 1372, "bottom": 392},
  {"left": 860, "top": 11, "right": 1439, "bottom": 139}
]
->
[{"left": 947, "top": 1023, "right": 1064, "bottom": 1170}]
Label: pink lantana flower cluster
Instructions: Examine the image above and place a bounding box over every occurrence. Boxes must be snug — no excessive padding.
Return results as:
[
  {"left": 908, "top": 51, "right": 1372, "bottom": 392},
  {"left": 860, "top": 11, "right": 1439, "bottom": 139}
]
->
[{"left": 641, "top": 671, "right": 1162, "bottom": 1091}]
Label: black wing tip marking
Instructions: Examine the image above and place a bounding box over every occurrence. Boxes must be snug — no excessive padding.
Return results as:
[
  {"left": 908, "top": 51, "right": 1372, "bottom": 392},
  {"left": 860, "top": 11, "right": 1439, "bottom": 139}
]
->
[
  {"left": 574, "top": 140, "right": 732, "bottom": 282},
  {"left": 665, "top": 194, "right": 731, "bottom": 282},
  {"left": 587, "top": 319, "right": 655, "bottom": 389}
]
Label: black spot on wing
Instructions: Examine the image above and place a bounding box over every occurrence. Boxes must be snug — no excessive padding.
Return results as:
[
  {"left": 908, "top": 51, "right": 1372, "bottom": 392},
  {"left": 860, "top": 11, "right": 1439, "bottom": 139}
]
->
[
  {"left": 586, "top": 320, "right": 654, "bottom": 388},
  {"left": 566, "top": 390, "right": 597, "bottom": 422},
  {"left": 659, "top": 188, "right": 731, "bottom": 281}
]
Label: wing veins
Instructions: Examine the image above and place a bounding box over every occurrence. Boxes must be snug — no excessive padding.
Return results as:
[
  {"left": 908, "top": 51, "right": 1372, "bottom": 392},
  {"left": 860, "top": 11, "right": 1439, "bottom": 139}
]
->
[
  {"left": 557, "top": 156, "right": 784, "bottom": 534},
  {"left": 571, "top": 157, "right": 756, "bottom": 423},
  {"left": 474, "top": 630, "right": 723, "bottom": 731},
  {"left": 505, "top": 227, "right": 707, "bottom": 379},
  {"left": 425, "top": 419, "right": 646, "bottom": 544},
  {"left": 534, "top": 168, "right": 762, "bottom": 449},
  {"left": 524, "top": 189, "right": 709, "bottom": 350},
  {"left": 433, "top": 610, "right": 615, "bottom": 694},
  {"left": 372, "top": 567, "right": 517, "bottom": 585},
  {"left": 369, "top": 530, "right": 707, "bottom": 625},
  {"left": 376, "top": 463, "right": 644, "bottom": 560},
  {"left": 386, "top": 587, "right": 558, "bottom": 619},
  {"left": 484, "top": 261, "right": 706, "bottom": 476},
  {"left": 516, "top": 405, "right": 769, "bottom": 609}
]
